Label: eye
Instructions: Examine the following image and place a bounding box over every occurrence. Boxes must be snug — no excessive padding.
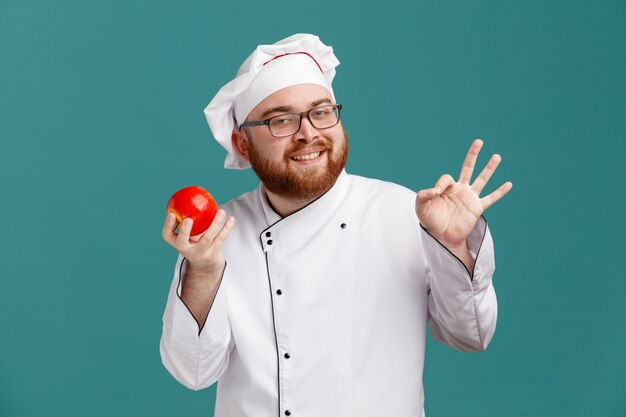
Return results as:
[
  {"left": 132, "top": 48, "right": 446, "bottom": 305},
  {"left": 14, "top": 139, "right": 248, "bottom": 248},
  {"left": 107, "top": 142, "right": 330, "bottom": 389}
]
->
[
  {"left": 270, "top": 114, "right": 297, "bottom": 126},
  {"left": 312, "top": 106, "right": 332, "bottom": 118}
]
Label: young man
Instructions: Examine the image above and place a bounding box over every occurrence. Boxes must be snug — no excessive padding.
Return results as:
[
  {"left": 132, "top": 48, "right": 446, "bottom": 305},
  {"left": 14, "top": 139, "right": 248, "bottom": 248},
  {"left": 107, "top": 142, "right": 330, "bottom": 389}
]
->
[{"left": 160, "top": 33, "right": 512, "bottom": 417}]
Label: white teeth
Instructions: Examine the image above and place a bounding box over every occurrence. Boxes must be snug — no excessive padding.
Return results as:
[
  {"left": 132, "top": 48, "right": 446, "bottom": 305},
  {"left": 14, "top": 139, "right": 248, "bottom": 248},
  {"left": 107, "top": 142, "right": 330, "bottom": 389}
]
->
[{"left": 292, "top": 152, "right": 321, "bottom": 161}]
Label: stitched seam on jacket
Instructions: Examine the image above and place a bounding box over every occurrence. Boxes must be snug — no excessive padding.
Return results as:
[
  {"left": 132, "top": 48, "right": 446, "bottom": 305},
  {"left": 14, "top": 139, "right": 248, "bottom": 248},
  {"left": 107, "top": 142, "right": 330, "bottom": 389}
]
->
[
  {"left": 262, "top": 247, "right": 282, "bottom": 417},
  {"left": 471, "top": 217, "right": 489, "bottom": 350}
]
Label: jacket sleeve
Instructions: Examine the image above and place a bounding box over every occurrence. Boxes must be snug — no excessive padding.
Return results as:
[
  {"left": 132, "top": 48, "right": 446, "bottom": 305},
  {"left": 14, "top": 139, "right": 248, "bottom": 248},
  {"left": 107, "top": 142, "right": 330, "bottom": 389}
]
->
[
  {"left": 421, "top": 216, "right": 498, "bottom": 352},
  {"left": 160, "top": 254, "right": 234, "bottom": 390}
]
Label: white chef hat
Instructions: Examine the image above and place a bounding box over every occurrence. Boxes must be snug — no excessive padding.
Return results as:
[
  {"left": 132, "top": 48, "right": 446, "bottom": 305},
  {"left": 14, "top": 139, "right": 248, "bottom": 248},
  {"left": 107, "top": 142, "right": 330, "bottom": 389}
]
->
[{"left": 204, "top": 33, "right": 340, "bottom": 170}]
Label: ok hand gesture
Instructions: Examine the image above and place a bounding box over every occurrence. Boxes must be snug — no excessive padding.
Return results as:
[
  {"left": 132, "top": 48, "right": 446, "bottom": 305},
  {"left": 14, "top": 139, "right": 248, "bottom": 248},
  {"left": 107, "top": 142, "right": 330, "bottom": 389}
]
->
[{"left": 416, "top": 139, "right": 512, "bottom": 255}]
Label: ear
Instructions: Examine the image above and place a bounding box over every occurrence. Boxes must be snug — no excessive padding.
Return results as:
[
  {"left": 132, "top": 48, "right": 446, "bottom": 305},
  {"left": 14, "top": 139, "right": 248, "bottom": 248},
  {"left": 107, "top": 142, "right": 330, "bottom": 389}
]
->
[{"left": 231, "top": 129, "right": 250, "bottom": 162}]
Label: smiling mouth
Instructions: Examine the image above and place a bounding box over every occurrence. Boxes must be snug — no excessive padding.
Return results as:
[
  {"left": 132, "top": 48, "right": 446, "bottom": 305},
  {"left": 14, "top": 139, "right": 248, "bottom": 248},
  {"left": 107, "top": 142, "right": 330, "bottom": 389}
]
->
[{"left": 290, "top": 151, "right": 324, "bottom": 161}]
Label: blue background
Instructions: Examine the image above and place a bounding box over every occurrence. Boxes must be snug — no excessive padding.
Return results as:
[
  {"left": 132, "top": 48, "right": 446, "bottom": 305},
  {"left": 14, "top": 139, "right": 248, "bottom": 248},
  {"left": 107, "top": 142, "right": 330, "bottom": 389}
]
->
[{"left": 1, "top": 0, "right": 625, "bottom": 415}]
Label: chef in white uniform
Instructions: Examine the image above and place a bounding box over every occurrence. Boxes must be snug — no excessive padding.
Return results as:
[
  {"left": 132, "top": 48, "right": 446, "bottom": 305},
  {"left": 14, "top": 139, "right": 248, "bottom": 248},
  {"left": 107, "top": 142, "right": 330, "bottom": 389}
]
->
[{"left": 160, "top": 33, "right": 512, "bottom": 417}]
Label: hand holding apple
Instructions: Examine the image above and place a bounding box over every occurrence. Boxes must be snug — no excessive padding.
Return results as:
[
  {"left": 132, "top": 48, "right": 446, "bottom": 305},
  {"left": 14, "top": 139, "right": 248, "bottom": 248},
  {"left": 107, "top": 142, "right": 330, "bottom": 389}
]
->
[{"left": 162, "top": 186, "right": 236, "bottom": 329}]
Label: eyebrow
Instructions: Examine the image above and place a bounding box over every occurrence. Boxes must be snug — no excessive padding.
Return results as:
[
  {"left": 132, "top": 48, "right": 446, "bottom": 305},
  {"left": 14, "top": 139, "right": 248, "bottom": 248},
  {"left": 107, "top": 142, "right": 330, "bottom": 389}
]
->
[{"left": 260, "top": 98, "right": 333, "bottom": 118}]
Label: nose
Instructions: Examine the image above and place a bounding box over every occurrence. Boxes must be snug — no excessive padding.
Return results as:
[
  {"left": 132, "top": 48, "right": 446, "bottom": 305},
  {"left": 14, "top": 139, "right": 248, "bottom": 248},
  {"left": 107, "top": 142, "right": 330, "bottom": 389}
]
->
[{"left": 294, "top": 116, "right": 319, "bottom": 142}]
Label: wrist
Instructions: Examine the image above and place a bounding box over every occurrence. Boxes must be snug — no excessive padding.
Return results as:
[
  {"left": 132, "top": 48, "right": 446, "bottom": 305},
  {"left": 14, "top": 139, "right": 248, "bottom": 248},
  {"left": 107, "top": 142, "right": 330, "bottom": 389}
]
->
[
  {"left": 188, "top": 257, "right": 224, "bottom": 275},
  {"left": 184, "top": 259, "right": 224, "bottom": 287},
  {"left": 433, "top": 236, "right": 468, "bottom": 253},
  {"left": 181, "top": 262, "right": 223, "bottom": 301}
]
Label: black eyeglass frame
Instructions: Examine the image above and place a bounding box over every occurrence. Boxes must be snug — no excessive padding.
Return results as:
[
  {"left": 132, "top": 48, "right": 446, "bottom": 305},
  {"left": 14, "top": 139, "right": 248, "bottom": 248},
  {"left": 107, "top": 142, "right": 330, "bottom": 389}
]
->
[{"left": 239, "top": 104, "right": 343, "bottom": 138}]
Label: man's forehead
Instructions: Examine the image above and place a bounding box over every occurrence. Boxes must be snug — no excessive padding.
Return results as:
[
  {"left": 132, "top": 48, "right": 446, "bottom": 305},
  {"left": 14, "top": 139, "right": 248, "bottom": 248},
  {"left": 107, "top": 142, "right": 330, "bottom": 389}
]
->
[
  {"left": 250, "top": 84, "right": 333, "bottom": 118},
  {"left": 259, "top": 98, "right": 333, "bottom": 119}
]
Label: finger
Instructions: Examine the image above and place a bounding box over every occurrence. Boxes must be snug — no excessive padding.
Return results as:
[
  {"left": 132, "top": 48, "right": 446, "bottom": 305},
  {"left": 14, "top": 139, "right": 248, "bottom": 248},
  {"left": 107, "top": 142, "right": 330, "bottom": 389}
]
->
[
  {"left": 481, "top": 181, "right": 513, "bottom": 210},
  {"left": 161, "top": 212, "right": 180, "bottom": 246},
  {"left": 210, "top": 216, "right": 236, "bottom": 249},
  {"left": 416, "top": 187, "right": 439, "bottom": 203},
  {"left": 434, "top": 174, "right": 455, "bottom": 193},
  {"left": 174, "top": 217, "right": 194, "bottom": 249},
  {"left": 197, "top": 209, "right": 228, "bottom": 244},
  {"left": 458, "top": 139, "right": 483, "bottom": 184},
  {"left": 472, "top": 153, "right": 502, "bottom": 194}
]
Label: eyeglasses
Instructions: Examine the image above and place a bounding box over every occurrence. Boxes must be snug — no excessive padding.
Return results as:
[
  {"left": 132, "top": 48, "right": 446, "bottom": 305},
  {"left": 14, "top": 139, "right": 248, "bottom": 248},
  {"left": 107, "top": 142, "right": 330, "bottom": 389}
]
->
[{"left": 239, "top": 104, "right": 342, "bottom": 138}]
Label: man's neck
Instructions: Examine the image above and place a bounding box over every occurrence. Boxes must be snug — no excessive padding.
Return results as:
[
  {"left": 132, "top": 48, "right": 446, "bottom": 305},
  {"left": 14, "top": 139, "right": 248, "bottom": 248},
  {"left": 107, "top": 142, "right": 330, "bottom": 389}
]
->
[{"left": 261, "top": 171, "right": 345, "bottom": 218}]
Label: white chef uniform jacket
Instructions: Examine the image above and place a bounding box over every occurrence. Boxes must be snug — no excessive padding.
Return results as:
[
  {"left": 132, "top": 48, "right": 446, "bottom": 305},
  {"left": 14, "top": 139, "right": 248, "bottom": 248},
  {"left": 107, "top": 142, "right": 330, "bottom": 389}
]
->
[{"left": 160, "top": 170, "right": 497, "bottom": 417}]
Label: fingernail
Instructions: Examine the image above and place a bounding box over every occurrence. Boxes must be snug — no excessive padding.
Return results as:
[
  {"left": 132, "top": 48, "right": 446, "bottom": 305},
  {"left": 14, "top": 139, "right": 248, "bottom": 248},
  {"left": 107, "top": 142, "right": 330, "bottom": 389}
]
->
[
  {"left": 183, "top": 218, "right": 192, "bottom": 226},
  {"left": 218, "top": 209, "right": 225, "bottom": 217}
]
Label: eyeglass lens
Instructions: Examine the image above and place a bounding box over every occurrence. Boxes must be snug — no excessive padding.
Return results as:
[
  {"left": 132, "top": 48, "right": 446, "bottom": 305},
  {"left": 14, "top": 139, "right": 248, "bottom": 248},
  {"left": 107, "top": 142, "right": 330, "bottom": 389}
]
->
[{"left": 269, "top": 105, "right": 339, "bottom": 137}]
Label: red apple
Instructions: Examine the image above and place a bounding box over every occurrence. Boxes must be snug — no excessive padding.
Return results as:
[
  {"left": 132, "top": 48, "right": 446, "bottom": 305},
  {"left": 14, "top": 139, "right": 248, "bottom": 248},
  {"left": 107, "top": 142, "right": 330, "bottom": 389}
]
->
[{"left": 166, "top": 186, "right": 218, "bottom": 236}]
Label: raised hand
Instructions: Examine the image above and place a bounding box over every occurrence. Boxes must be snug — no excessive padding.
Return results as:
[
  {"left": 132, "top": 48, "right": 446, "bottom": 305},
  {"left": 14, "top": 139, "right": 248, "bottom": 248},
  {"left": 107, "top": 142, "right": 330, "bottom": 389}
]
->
[{"left": 416, "top": 139, "right": 512, "bottom": 253}]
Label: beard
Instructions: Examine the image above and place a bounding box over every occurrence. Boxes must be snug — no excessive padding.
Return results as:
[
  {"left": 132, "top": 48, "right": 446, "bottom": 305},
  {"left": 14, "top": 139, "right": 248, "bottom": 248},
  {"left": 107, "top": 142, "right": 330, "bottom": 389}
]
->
[{"left": 247, "top": 127, "right": 349, "bottom": 202}]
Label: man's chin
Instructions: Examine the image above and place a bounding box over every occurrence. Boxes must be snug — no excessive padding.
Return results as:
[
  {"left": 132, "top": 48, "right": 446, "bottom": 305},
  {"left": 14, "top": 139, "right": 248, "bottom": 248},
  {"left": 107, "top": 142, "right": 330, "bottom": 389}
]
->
[
  {"left": 249, "top": 134, "right": 348, "bottom": 202},
  {"left": 258, "top": 165, "right": 336, "bottom": 201},
  {"left": 288, "top": 161, "right": 326, "bottom": 176}
]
